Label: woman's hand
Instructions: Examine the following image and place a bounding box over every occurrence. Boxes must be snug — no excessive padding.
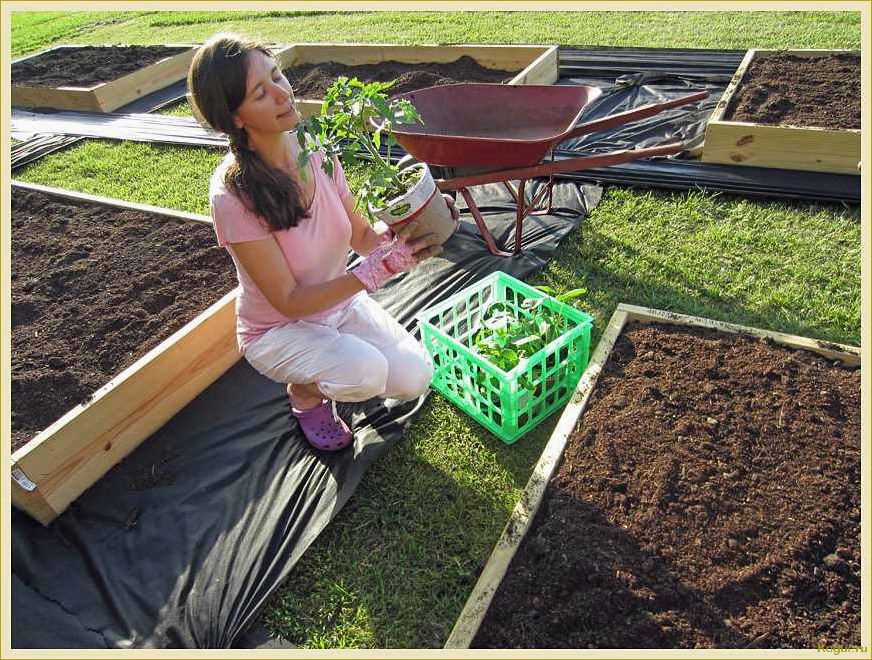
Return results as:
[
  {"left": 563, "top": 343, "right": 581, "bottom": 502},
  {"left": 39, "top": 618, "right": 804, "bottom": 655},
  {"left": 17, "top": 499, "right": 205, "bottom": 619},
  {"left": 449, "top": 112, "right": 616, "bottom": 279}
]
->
[
  {"left": 443, "top": 193, "right": 460, "bottom": 223},
  {"left": 395, "top": 193, "right": 461, "bottom": 261},
  {"left": 351, "top": 239, "right": 417, "bottom": 292}
]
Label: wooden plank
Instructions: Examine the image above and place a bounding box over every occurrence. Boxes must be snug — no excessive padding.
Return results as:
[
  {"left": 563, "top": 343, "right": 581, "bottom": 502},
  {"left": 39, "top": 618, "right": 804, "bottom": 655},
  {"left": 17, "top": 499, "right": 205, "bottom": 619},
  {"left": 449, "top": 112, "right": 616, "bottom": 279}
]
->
[
  {"left": 11, "top": 44, "right": 67, "bottom": 64},
  {"left": 12, "top": 180, "right": 212, "bottom": 225},
  {"left": 93, "top": 44, "right": 197, "bottom": 112},
  {"left": 11, "top": 86, "right": 105, "bottom": 112},
  {"left": 12, "top": 45, "right": 197, "bottom": 113},
  {"left": 619, "top": 305, "right": 860, "bottom": 366},
  {"left": 702, "top": 120, "right": 860, "bottom": 174},
  {"left": 702, "top": 49, "right": 860, "bottom": 174},
  {"left": 445, "top": 304, "right": 860, "bottom": 648},
  {"left": 11, "top": 290, "right": 239, "bottom": 525},
  {"left": 10, "top": 185, "right": 239, "bottom": 525},
  {"left": 509, "top": 45, "right": 559, "bottom": 85},
  {"left": 295, "top": 99, "right": 326, "bottom": 119},
  {"left": 445, "top": 306, "right": 629, "bottom": 649},
  {"left": 282, "top": 43, "right": 548, "bottom": 68},
  {"left": 705, "top": 48, "right": 755, "bottom": 124}
]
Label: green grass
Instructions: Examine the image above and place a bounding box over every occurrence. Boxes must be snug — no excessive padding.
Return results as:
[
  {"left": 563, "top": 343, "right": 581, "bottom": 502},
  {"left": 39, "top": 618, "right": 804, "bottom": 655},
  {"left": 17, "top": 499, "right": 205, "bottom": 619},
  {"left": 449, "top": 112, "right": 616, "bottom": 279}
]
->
[
  {"left": 155, "top": 100, "right": 195, "bottom": 117},
  {"left": 15, "top": 140, "right": 224, "bottom": 214},
  {"left": 11, "top": 10, "right": 862, "bottom": 649},
  {"left": 12, "top": 11, "right": 861, "bottom": 56},
  {"left": 11, "top": 11, "right": 152, "bottom": 57}
]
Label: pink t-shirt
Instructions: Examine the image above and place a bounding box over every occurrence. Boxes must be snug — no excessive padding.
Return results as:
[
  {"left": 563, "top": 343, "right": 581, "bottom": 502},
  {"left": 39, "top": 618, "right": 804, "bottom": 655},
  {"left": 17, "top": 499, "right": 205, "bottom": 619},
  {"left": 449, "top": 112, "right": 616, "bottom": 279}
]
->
[{"left": 209, "top": 149, "right": 358, "bottom": 353}]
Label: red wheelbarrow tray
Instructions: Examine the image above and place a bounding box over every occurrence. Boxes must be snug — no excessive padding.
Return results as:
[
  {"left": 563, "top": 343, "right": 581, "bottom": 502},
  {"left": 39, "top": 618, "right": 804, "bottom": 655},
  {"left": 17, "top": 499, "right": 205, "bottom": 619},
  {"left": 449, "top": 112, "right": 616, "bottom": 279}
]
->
[
  {"left": 384, "top": 83, "right": 708, "bottom": 169},
  {"left": 377, "top": 83, "right": 708, "bottom": 256}
]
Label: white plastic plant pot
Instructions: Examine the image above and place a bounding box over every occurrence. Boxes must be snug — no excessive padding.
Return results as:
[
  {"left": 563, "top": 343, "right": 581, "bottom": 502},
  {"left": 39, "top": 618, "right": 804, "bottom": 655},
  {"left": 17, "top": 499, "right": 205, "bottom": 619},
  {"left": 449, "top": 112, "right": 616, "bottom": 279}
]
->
[{"left": 369, "top": 162, "right": 457, "bottom": 245}]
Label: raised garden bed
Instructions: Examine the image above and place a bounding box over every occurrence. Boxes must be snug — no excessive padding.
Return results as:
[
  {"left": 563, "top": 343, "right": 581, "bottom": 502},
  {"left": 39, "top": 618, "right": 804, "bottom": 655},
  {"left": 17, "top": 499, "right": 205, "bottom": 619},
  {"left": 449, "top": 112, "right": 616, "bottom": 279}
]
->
[
  {"left": 702, "top": 50, "right": 860, "bottom": 174},
  {"left": 11, "top": 181, "right": 240, "bottom": 525},
  {"left": 274, "top": 43, "right": 558, "bottom": 117},
  {"left": 447, "top": 305, "right": 861, "bottom": 649},
  {"left": 11, "top": 44, "right": 197, "bottom": 112}
]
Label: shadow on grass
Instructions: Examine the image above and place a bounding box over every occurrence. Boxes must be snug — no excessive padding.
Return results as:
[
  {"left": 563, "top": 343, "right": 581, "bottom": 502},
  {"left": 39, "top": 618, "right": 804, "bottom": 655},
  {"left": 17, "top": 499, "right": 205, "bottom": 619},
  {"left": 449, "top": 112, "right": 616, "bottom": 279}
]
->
[{"left": 261, "top": 428, "right": 525, "bottom": 648}]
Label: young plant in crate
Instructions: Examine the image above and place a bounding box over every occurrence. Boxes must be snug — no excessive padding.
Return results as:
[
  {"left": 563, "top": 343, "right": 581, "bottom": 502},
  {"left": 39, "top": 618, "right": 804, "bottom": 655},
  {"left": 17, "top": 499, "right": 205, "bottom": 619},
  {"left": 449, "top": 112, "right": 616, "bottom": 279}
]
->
[
  {"left": 417, "top": 271, "right": 593, "bottom": 443},
  {"left": 473, "top": 286, "right": 587, "bottom": 403}
]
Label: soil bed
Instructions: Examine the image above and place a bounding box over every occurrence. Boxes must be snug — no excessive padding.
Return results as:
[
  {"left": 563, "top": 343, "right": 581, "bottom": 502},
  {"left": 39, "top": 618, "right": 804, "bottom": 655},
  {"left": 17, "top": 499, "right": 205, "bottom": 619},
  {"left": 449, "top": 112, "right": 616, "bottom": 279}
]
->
[
  {"left": 724, "top": 53, "right": 860, "bottom": 130},
  {"left": 11, "top": 188, "right": 235, "bottom": 452},
  {"left": 12, "top": 46, "right": 189, "bottom": 88},
  {"left": 473, "top": 322, "right": 860, "bottom": 649},
  {"left": 283, "top": 56, "right": 517, "bottom": 98}
]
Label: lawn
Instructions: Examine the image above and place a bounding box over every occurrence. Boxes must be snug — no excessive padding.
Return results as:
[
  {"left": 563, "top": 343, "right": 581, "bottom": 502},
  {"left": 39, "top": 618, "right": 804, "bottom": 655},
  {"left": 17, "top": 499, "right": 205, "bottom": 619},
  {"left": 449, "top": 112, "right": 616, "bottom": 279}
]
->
[{"left": 10, "top": 9, "right": 862, "bottom": 649}]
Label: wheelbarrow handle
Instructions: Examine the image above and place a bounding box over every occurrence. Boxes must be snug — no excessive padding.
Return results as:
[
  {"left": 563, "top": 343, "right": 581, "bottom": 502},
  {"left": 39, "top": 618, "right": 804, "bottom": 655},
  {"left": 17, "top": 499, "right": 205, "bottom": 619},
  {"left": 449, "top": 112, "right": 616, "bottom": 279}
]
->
[
  {"left": 564, "top": 90, "right": 710, "bottom": 141},
  {"left": 437, "top": 142, "right": 687, "bottom": 191}
]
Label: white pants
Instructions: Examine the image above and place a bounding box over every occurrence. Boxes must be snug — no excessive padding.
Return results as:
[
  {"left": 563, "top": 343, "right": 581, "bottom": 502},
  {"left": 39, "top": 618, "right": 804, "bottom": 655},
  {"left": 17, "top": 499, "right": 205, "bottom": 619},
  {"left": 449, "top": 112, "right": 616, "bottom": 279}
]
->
[{"left": 244, "top": 292, "right": 433, "bottom": 403}]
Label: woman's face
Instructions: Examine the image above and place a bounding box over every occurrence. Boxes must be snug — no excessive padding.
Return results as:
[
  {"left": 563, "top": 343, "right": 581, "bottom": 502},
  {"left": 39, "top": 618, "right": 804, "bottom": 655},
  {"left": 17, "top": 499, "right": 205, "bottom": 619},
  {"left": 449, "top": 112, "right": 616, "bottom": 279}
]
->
[{"left": 232, "top": 50, "right": 299, "bottom": 136}]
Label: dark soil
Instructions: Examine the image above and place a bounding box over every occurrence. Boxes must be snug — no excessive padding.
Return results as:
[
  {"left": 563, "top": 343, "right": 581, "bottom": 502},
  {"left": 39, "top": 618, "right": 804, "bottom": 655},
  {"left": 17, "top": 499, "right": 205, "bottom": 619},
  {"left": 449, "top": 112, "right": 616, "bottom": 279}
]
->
[
  {"left": 284, "top": 56, "right": 517, "bottom": 98},
  {"left": 12, "top": 45, "right": 189, "bottom": 88},
  {"left": 11, "top": 188, "right": 235, "bottom": 453},
  {"left": 724, "top": 53, "right": 860, "bottom": 130},
  {"left": 474, "top": 322, "right": 861, "bottom": 649}
]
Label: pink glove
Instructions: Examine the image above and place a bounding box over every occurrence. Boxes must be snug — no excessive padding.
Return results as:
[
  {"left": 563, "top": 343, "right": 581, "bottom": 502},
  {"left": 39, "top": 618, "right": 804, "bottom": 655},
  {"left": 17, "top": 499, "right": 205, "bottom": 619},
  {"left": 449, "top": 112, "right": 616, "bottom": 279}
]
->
[{"left": 352, "top": 239, "right": 417, "bottom": 292}]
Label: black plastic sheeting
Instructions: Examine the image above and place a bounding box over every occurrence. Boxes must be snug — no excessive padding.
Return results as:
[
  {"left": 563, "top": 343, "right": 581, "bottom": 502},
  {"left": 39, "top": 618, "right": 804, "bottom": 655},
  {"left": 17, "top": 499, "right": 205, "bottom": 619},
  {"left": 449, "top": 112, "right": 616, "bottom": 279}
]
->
[
  {"left": 11, "top": 179, "right": 601, "bottom": 649},
  {"left": 551, "top": 47, "right": 860, "bottom": 203},
  {"left": 12, "top": 46, "right": 860, "bottom": 203},
  {"left": 11, "top": 79, "right": 193, "bottom": 169}
]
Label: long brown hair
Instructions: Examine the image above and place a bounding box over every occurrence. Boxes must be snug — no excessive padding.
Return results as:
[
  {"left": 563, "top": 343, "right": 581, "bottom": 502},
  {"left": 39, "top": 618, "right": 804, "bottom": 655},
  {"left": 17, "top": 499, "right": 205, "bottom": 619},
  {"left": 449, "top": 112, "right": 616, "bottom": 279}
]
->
[{"left": 188, "top": 34, "right": 309, "bottom": 231}]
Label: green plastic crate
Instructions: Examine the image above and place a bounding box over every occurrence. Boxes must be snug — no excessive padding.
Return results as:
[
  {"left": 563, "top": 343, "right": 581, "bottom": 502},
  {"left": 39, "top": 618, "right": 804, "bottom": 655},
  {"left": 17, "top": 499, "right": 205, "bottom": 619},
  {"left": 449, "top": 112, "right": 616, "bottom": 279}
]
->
[{"left": 416, "top": 271, "right": 593, "bottom": 444}]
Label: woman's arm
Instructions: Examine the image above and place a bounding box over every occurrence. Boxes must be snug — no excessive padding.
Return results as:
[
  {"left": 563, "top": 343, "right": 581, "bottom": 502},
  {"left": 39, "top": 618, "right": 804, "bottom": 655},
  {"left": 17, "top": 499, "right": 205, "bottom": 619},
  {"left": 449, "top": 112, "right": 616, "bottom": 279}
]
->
[
  {"left": 343, "top": 194, "right": 389, "bottom": 257},
  {"left": 231, "top": 236, "right": 365, "bottom": 319}
]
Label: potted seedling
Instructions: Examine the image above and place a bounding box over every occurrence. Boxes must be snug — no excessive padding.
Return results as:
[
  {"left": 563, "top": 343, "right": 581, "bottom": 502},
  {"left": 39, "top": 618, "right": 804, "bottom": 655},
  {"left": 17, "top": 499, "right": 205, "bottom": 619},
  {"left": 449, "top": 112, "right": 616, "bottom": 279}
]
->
[{"left": 294, "top": 76, "right": 456, "bottom": 244}]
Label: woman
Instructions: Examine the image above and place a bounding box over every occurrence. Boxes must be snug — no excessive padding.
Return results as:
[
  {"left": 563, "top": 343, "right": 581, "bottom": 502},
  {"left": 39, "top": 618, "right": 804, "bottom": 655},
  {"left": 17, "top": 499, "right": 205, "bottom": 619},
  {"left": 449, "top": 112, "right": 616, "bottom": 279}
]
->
[{"left": 187, "top": 34, "right": 458, "bottom": 451}]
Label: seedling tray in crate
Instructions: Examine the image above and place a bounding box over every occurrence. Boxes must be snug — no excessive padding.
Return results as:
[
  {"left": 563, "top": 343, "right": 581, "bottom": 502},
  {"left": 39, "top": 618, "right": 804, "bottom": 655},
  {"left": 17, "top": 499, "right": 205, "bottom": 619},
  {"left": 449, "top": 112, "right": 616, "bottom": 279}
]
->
[{"left": 417, "top": 271, "right": 592, "bottom": 443}]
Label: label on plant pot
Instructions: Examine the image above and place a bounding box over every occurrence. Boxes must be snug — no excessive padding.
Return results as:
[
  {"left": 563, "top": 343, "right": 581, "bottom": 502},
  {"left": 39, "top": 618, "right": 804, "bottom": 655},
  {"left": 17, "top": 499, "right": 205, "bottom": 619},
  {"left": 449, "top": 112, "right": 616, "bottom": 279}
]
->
[{"left": 390, "top": 202, "right": 412, "bottom": 218}]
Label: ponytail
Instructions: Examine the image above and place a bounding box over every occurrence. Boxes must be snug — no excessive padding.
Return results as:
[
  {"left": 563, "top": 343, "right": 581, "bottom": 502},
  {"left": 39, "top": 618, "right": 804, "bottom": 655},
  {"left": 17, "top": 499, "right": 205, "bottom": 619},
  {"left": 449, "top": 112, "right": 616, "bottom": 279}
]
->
[{"left": 188, "top": 33, "right": 310, "bottom": 231}]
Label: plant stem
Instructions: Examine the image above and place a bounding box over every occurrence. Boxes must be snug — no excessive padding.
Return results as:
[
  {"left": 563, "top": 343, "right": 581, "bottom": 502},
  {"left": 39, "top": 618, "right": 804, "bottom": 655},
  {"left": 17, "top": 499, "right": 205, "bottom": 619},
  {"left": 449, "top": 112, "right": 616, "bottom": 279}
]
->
[{"left": 353, "top": 128, "right": 399, "bottom": 185}]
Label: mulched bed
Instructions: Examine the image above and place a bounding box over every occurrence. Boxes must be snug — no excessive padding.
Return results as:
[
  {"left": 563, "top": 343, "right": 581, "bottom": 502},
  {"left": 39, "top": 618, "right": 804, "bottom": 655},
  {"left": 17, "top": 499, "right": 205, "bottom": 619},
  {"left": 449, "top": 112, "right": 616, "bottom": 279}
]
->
[
  {"left": 724, "top": 53, "right": 860, "bottom": 130},
  {"left": 473, "top": 322, "right": 860, "bottom": 649},
  {"left": 11, "top": 188, "right": 235, "bottom": 453},
  {"left": 12, "top": 45, "right": 189, "bottom": 88},
  {"left": 284, "top": 56, "right": 517, "bottom": 98}
]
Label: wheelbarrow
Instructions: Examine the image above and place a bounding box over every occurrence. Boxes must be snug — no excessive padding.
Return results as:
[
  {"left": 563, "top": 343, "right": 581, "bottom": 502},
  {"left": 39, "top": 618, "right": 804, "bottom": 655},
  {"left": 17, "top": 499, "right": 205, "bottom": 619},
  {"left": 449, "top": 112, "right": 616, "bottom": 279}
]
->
[{"left": 382, "top": 83, "right": 709, "bottom": 256}]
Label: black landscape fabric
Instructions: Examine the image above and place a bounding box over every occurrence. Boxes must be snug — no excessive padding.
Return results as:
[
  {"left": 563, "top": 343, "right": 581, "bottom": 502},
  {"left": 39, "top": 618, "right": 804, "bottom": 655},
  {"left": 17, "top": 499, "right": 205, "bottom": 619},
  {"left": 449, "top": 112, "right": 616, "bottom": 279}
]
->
[
  {"left": 551, "top": 47, "right": 859, "bottom": 203},
  {"left": 11, "top": 179, "right": 601, "bottom": 648}
]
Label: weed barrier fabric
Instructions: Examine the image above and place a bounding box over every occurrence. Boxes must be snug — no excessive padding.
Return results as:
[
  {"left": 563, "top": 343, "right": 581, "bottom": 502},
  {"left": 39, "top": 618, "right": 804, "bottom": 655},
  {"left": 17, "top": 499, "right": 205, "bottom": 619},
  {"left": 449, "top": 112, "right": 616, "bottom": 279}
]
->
[
  {"left": 11, "top": 80, "right": 190, "bottom": 169},
  {"left": 11, "top": 179, "right": 600, "bottom": 649},
  {"left": 552, "top": 47, "right": 860, "bottom": 203}
]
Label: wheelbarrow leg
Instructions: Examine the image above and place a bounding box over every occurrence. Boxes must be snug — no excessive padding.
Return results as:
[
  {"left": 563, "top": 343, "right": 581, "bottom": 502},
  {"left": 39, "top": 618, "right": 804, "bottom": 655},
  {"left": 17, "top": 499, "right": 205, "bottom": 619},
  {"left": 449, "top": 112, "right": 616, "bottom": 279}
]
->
[
  {"left": 513, "top": 180, "right": 527, "bottom": 255},
  {"left": 457, "top": 187, "right": 515, "bottom": 258},
  {"left": 529, "top": 175, "right": 556, "bottom": 216},
  {"left": 503, "top": 176, "right": 556, "bottom": 217}
]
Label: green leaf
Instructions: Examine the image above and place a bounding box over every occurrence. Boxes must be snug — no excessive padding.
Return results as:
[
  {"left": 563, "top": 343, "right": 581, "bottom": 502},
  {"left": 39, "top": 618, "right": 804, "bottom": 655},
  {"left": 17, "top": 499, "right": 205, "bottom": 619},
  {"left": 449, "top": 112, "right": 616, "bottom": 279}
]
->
[
  {"left": 513, "top": 335, "right": 539, "bottom": 347},
  {"left": 296, "top": 150, "right": 310, "bottom": 174},
  {"left": 557, "top": 287, "right": 588, "bottom": 302},
  {"left": 321, "top": 154, "right": 334, "bottom": 178}
]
